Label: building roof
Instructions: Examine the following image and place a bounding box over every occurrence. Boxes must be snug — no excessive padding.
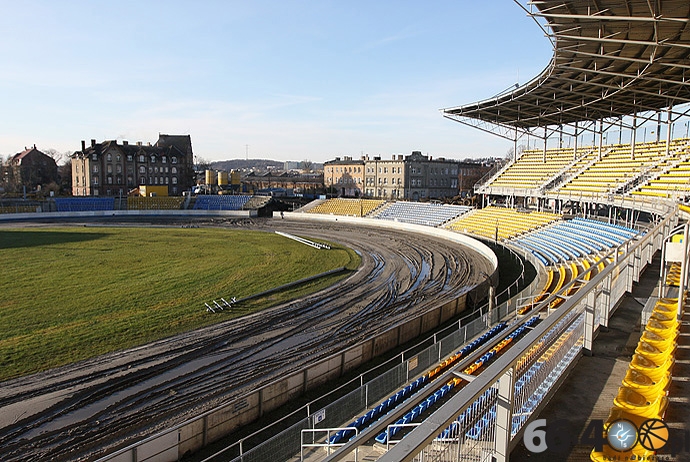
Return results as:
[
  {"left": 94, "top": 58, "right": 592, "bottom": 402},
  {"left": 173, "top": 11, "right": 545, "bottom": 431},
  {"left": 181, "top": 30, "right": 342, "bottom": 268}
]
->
[
  {"left": 11, "top": 145, "right": 43, "bottom": 163},
  {"left": 73, "top": 136, "right": 192, "bottom": 159},
  {"left": 442, "top": 0, "right": 690, "bottom": 138}
]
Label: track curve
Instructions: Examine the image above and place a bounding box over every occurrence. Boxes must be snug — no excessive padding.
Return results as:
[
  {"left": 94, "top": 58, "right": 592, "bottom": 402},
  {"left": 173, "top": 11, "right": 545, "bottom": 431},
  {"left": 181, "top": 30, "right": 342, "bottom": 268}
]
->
[{"left": 0, "top": 218, "right": 494, "bottom": 461}]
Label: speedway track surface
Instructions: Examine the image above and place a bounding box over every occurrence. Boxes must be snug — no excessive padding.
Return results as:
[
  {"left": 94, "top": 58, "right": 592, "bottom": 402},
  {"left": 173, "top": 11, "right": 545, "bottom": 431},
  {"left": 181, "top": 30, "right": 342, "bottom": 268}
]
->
[{"left": 0, "top": 218, "right": 493, "bottom": 461}]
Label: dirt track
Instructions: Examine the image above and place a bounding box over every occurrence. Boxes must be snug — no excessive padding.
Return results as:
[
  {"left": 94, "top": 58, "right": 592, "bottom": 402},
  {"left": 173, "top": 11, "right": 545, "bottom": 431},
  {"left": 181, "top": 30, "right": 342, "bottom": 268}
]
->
[{"left": 0, "top": 217, "right": 493, "bottom": 461}]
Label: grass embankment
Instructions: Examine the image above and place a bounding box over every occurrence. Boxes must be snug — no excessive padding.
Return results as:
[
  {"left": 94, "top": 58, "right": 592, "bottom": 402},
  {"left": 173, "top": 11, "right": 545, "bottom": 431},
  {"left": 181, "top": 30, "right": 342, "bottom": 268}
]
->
[{"left": 0, "top": 227, "right": 360, "bottom": 381}]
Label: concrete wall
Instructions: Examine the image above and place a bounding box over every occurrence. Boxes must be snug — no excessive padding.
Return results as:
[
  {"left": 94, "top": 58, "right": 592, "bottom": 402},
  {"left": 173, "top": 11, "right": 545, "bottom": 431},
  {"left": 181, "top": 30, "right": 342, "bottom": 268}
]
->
[{"left": 169, "top": 288, "right": 472, "bottom": 460}]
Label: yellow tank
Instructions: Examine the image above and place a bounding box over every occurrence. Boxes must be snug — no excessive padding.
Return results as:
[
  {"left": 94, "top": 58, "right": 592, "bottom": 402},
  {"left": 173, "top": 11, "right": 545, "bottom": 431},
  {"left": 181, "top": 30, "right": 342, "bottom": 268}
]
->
[
  {"left": 218, "top": 170, "right": 228, "bottom": 186},
  {"left": 230, "top": 170, "right": 241, "bottom": 185},
  {"left": 205, "top": 169, "right": 216, "bottom": 185}
]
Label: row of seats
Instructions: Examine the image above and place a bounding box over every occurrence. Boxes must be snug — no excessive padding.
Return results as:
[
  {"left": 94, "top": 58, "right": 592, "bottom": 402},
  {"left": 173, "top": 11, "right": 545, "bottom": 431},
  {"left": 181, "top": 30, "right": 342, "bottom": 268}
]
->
[
  {"left": 328, "top": 322, "right": 509, "bottom": 446},
  {"left": 372, "top": 202, "right": 472, "bottom": 227},
  {"left": 590, "top": 292, "right": 683, "bottom": 461},
  {"left": 54, "top": 197, "right": 115, "bottom": 211},
  {"left": 556, "top": 139, "right": 690, "bottom": 196},
  {"left": 127, "top": 197, "right": 185, "bottom": 210},
  {"left": 510, "top": 218, "right": 637, "bottom": 266},
  {"left": 511, "top": 314, "right": 584, "bottom": 435},
  {"left": 306, "top": 198, "right": 386, "bottom": 217},
  {"left": 0, "top": 205, "right": 38, "bottom": 214},
  {"left": 446, "top": 206, "right": 561, "bottom": 241},
  {"left": 482, "top": 138, "right": 690, "bottom": 198},
  {"left": 192, "top": 195, "right": 251, "bottom": 210},
  {"left": 488, "top": 147, "right": 592, "bottom": 190},
  {"left": 430, "top": 317, "right": 540, "bottom": 443}
]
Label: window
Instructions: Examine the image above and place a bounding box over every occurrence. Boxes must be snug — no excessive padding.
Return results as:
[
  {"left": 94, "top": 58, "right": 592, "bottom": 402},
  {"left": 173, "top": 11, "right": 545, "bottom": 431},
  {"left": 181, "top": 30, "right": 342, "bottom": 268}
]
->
[
  {"left": 92, "top": 165, "right": 99, "bottom": 173},
  {"left": 93, "top": 176, "right": 99, "bottom": 185},
  {"left": 139, "top": 155, "right": 145, "bottom": 163},
  {"left": 107, "top": 165, "right": 113, "bottom": 174},
  {"left": 127, "top": 154, "right": 133, "bottom": 162},
  {"left": 76, "top": 177, "right": 79, "bottom": 185},
  {"left": 107, "top": 177, "right": 113, "bottom": 184},
  {"left": 171, "top": 157, "right": 177, "bottom": 164},
  {"left": 172, "top": 177, "right": 178, "bottom": 184},
  {"left": 116, "top": 154, "right": 121, "bottom": 162},
  {"left": 116, "top": 164, "right": 122, "bottom": 174},
  {"left": 92, "top": 153, "right": 97, "bottom": 161},
  {"left": 140, "top": 177, "right": 145, "bottom": 185},
  {"left": 162, "top": 156, "right": 167, "bottom": 164},
  {"left": 106, "top": 153, "right": 112, "bottom": 162},
  {"left": 139, "top": 166, "right": 146, "bottom": 174},
  {"left": 150, "top": 156, "right": 156, "bottom": 163}
]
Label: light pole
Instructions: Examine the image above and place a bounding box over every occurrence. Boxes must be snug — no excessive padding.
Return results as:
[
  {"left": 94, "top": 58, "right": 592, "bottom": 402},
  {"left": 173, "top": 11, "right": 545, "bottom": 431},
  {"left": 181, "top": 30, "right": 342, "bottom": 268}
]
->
[{"left": 481, "top": 271, "right": 496, "bottom": 324}]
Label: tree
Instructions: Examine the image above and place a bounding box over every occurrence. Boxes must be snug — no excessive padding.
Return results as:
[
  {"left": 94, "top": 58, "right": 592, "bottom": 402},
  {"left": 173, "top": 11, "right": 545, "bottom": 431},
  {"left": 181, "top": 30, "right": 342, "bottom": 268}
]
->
[
  {"left": 300, "top": 159, "right": 314, "bottom": 172},
  {"left": 59, "top": 158, "right": 72, "bottom": 195},
  {"left": 43, "top": 148, "right": 64, "bottom": 165},
  {"left": 195, "top": 156, "right": 211, "bottom": 171}
]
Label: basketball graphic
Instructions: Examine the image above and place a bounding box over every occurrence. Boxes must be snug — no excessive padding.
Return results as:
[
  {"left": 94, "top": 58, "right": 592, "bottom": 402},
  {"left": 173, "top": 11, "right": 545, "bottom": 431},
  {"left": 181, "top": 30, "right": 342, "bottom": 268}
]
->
[{"left": 637, "top": 419, "right": 669, "bottom": 451}]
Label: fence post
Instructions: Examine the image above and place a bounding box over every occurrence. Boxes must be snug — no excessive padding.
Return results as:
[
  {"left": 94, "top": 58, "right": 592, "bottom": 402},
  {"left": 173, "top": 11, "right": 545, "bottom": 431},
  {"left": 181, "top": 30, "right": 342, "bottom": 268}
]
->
[
  {"left": 583, "top": 289, "right": 597, "bottom": 356},
  {"left": 494, "top": 367, "right": 514, "bottom": 462}
]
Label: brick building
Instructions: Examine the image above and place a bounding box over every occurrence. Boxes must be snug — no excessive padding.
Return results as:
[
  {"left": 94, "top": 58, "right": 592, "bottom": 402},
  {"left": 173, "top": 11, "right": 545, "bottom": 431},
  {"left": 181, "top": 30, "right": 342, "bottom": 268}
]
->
[{"left": 71, "top": 134, "right": 194, "bottom": 196}]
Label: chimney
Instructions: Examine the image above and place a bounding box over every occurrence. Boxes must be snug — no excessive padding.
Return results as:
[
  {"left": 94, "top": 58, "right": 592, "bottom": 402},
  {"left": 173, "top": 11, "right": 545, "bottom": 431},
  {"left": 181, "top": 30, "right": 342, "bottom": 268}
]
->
[
  {"left": 33, "top": 144, "right": 36, "bottom": 149},
  {"left": 91, "top": 139, "right": 96, "bottom": 148},
  {"left": 81, "top": 140, "right": 86, "bottom": 151},
  {"left": 398, "top": 155, "right": 403, "bottom": 160},
  {"left": 123, "top": 140, "right": 128, "bottom": 146},
  {"left": 137, "top": 141, "right": 142, "bottom": 146}
]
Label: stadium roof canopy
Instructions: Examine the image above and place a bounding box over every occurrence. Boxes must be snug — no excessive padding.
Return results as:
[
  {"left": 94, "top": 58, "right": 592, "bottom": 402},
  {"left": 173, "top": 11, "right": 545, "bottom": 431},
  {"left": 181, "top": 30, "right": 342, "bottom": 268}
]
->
[{"left": 443, "top": 0, "right": 690, "bottom": 141}]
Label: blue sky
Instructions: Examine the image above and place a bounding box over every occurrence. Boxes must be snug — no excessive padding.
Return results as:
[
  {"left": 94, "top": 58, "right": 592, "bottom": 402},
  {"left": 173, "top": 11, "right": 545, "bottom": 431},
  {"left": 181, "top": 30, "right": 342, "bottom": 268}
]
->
[{"left": 0, "top": 1, "right": 552, "bottom": 163}]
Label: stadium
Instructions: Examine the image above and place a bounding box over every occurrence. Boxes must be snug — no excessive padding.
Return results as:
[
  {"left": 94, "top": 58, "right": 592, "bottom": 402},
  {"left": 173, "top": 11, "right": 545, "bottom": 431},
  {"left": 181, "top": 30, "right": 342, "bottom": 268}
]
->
[{"left": 1, "top": 1, "right": 690, "bottom": 462}]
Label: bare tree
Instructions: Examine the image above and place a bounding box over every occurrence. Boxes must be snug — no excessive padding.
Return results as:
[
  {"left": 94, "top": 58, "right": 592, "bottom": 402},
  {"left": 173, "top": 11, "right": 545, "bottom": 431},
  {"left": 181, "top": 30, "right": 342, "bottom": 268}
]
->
[
  {"left": 59, "top": 158, "right": 73, "bottom": 195},
  {"left": 43, "top": 148, "right": 64, "bottom": 164},
  {"left": 195, "top": 156, "right": 211, "bottom": 171},
  {"left": 300, "top": 159, "right": 314, "bottom": 172}
]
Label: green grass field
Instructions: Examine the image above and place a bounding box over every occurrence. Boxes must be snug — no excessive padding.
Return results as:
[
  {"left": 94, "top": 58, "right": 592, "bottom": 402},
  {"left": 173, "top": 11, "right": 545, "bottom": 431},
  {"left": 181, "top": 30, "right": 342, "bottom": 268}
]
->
[{"left": 0, "top": 226, "right": 360, "bottom": 381}]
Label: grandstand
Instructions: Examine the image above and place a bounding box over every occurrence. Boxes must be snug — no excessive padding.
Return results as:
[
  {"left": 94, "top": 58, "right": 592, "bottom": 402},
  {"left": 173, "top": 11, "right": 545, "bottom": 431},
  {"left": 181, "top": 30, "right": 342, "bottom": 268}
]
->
[
  {"left": 371, "top": 202, "right": 472, "bottom": 227},
  {"left": 446, "top": 206, "right": 561, "bottom": 241},
  {"left": 192, "top": 194, "right": 252, "bottom": 210},
  {"left": 127, "top": 196, "right": 184, "bottom": 210},
  {"left": 54, "top": 197, "right": 115, "bottom": 212},
  {"left": 304, "top": 198, "right": 386, "bottom": 217}
]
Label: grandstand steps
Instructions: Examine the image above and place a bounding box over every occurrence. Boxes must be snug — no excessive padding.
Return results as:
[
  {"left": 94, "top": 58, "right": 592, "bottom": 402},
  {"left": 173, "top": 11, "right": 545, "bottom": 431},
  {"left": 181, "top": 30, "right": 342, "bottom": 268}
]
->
[{"left": 294, "top": 199, "right": 326, "bottom": 213}]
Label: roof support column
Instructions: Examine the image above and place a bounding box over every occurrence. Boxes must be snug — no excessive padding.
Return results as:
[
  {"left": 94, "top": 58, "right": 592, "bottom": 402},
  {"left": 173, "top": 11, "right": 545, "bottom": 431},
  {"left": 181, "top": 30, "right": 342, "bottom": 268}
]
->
[
  {"left": 543, "top": 126, "right": 548, "bottom": 163},
  {"left": 573, "top": 121, "right": 579, "bottom": 160},
  {"left": 666, "top": 105, "right": 673, "bottom": 157},
  {"left": 630, "top": 115, "right": 637, "bottom": 161},
  {"left": 597, "top": 119, "right": 603, "bottom": 161}
]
